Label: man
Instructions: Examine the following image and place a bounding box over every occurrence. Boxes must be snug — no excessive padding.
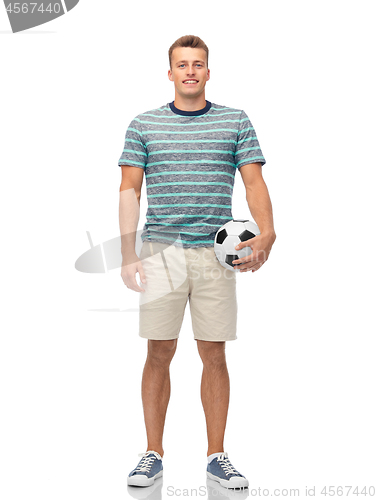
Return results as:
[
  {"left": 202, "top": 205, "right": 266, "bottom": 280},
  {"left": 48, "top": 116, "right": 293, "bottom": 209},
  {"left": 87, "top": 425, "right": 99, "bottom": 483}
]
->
[{"left": 119, "top": 35, "right": 276, "bottom": 489}]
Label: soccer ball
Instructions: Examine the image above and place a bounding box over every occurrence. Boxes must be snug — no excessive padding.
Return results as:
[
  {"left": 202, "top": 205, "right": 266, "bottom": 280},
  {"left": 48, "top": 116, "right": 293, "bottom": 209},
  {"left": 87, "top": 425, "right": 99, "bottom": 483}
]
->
[{"left": 214, "top": 220, "right": 260, "bottom": 272}]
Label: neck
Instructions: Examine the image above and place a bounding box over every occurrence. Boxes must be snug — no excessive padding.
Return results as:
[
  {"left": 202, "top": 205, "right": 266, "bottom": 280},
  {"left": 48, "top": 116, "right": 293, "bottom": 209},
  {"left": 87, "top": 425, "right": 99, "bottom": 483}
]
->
[{"left": 173, "top": 92, "right": 207, "bottom": 112}]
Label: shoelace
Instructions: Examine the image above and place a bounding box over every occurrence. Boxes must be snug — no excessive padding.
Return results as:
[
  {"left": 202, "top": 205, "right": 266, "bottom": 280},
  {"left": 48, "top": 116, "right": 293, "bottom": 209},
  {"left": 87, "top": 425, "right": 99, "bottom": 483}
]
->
[
  {"left": 135, "top": 450, "right": 161, "bottom": 473},
  {"left": 217, "top": 452, "right": 241, "bottom": 476}
]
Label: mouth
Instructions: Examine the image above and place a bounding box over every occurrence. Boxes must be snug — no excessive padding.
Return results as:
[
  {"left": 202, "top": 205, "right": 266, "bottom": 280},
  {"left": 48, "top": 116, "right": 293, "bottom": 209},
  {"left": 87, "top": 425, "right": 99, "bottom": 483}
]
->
[{"left": 183, "top": 79, "right": 199, "bottom": 85}]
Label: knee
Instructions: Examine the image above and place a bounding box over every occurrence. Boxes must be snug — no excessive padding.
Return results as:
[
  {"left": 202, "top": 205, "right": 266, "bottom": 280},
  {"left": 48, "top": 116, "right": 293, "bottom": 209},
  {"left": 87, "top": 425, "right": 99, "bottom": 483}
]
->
[
  {"left": 197, "top": 341, "right": 227, "bottom": 369},
  {"left": 147, "top": 339, "right": 177, "bottom": 365}
]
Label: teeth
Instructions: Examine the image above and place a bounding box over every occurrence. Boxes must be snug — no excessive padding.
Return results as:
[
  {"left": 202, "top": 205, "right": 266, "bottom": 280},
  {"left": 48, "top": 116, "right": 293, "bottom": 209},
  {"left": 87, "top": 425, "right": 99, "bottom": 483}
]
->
[{"left": 184, "top": 80, "right": 197, "bottom": 83}]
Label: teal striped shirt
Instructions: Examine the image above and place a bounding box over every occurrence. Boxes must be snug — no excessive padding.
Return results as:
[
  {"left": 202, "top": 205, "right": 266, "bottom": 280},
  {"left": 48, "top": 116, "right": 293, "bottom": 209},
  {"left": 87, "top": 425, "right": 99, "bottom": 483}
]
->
[{"left": 118, "top": 100, "right": 266, "bottom": 248}]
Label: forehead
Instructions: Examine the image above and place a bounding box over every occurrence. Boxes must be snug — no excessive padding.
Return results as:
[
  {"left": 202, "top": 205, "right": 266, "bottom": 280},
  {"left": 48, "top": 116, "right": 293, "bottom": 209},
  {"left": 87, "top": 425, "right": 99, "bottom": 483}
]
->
[{"left": 171, "top": 46, "right": 207, "bottom": 65}]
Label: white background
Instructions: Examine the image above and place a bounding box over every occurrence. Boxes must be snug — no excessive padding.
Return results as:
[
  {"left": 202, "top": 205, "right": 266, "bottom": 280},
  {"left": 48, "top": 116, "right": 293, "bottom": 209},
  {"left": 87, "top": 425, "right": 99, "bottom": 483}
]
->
[{"left": 1, "top": 0, "right": 376, "bottom": 498}]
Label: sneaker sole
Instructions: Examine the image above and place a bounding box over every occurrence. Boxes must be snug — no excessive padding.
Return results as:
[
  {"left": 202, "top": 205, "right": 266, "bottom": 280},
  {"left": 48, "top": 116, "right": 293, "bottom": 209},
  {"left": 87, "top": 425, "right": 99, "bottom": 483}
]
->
[
  {"left": 207, "top": 471, "right": 249, "bottom": 489},
  {"left": 127, "top": 469, "right": 163, "bottom": 487}
]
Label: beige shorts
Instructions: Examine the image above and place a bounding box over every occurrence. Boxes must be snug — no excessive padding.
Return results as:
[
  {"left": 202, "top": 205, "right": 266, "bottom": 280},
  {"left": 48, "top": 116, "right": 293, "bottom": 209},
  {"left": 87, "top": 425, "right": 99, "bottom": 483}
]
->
[{"left": 138, "top": 241, "right": 237, "bottom": 342}]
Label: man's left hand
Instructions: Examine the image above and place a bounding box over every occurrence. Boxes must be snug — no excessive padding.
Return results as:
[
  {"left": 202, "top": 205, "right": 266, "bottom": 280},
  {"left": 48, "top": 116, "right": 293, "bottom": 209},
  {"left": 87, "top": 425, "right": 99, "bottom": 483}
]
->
[{"left": 232, "top": 231, "right": 276, "bottom": 273}]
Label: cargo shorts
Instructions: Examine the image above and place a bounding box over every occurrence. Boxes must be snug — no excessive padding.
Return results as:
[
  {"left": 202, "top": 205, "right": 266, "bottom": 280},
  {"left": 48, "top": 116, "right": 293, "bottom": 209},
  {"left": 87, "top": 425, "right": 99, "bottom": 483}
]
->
[{"left": 138, "top": 240, "right": 237, "bottom": 342}]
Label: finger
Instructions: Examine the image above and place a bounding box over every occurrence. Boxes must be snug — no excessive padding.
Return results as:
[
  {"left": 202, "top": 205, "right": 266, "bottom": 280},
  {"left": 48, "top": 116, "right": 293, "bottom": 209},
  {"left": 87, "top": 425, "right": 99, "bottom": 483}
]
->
[
  {"left": 240, "top": 265, "right": 253, "bottom": 272},
  {"left": 232, "top": 253, "right": 254, "bottom": 264},
  {"left": 251, "top": 262, "right": 264, "bottom": 273},
  {"left": 131, "top": 283, "right": 146, "bottom": 293},
  {"left": 232, "top": 255, "right": 258, "bottom": 267},
  {"left": 122, "top": 274, "right": 146, "bottom": 293},
  {"left": 131, "top": 277, "right": 146, "bottom": 292},
  {"left": 240, "top": 261, "right": 264, "bottom": 273},
  {"left": 234, "top": 248, "right": 267, "bottom": 266},
  {"left": 235, "top": 237, "right": 257, "bottom": 251}
]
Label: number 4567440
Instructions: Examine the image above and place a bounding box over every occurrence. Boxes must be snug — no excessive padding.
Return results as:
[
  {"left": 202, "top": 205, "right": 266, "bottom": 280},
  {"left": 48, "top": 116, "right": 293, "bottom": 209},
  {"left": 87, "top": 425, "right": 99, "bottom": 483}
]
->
[
  {"left": 6, "top": 3, "right": 62, "bottom": 14},
  {"left": 321, "top": 486, "right": 375, "bottom": 496}
]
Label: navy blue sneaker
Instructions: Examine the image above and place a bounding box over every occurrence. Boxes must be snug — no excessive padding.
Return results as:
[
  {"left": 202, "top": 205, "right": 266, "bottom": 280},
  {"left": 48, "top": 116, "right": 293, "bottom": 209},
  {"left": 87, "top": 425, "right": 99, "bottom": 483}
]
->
[
  {"left": 207, "top": 452, "right": 249, "bottom": 489},
  {"left": 127, "top": 450, "right": 163, "bottom": 487}
]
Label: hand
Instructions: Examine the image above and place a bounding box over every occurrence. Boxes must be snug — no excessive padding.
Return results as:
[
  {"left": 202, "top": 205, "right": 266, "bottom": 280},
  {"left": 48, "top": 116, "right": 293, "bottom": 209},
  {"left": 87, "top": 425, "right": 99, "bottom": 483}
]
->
[
  {"left": 120, "top": 256, "right": 147, "bottom": 292},
  {"left": 232, "top": 231, "right": 276, "bottom": 273}
]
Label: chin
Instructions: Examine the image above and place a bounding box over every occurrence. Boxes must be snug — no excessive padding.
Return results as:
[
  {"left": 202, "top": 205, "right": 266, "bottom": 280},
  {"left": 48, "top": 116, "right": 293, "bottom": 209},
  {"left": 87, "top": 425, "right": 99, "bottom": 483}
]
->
[{"left": 182, "top": 87, "right": 202, "bottom": 94}]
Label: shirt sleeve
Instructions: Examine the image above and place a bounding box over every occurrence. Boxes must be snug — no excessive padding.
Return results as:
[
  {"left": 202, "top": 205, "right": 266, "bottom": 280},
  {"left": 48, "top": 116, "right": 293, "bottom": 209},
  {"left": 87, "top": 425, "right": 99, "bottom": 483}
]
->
[
  {"left": 235, "top": 110, "right": 266, "bottom": 169},
  {"left": 118, "top": 116, "right": 147, "bottom": 169}
]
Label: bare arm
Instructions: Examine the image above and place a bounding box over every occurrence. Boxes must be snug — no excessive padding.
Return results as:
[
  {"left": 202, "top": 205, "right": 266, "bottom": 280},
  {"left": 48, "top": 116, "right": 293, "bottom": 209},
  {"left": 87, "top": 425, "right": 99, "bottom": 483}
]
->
[
  {"left": 119, "top": 166, "right": 146, "bottom": 291},
  {"left": 119, "top": 166, "right": 143, "bottom": 261},
  {"left": 239, "top": 162, "right": 276, "bottom": 237},
  {"left": 233, "top": 162, "right": 276, "bottom": 273}
]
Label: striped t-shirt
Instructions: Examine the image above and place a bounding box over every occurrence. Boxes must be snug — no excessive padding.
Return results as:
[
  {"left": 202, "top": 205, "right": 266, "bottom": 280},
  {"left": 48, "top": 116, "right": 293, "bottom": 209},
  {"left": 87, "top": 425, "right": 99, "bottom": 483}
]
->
[{"left": 118, "top": 100, "right": 266, "bottom": 248}]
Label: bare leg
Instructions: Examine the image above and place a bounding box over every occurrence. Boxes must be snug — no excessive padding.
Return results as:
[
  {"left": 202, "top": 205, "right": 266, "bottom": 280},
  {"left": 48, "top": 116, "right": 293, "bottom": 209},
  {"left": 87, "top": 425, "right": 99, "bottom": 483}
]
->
[
  {"left": 197, "top": 340, "right": 229, "bottom": 456},
  {"left": 141, "top": 338, "right": 178, "bottom": 458}
]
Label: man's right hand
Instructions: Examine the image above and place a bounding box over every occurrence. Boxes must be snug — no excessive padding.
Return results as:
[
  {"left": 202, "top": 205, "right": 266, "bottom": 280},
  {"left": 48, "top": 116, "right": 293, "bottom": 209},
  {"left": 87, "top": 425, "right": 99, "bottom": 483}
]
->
[{"left": 121, "top": 256, "right": 147, "bottom": 293}]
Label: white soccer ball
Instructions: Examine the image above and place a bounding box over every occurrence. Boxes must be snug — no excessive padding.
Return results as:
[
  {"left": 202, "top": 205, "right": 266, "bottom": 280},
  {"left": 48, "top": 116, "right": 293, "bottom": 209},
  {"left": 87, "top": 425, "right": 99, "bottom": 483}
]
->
[{"left": 214, "top": 219, "right": 260, "bottom": 272}]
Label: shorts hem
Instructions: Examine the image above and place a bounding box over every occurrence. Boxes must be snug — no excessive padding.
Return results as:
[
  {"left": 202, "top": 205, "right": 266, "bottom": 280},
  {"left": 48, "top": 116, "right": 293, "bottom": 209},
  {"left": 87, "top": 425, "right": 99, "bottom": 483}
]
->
[
  {"left": 194, "top": 336, "right": 237, "bottom": 342},
  {"left": 139, "top": 334, "right": 179, "bottom": 341}
]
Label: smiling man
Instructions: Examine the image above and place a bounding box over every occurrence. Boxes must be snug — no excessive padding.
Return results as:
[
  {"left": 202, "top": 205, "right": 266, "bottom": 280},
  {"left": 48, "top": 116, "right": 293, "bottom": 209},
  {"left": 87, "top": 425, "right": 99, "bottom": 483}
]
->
[
  {"left": 169, "top": 52, "right": 209, "bottom": 104},
  {"left": 119, "top": 35, "right": 276, "bottom": 489}
]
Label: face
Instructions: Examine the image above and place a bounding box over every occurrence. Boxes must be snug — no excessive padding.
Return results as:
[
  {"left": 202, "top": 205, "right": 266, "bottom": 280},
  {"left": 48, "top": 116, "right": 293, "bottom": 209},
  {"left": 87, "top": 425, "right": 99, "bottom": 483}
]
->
[{"left": 168, "top": 47, "right": 210, "bottom": 98}]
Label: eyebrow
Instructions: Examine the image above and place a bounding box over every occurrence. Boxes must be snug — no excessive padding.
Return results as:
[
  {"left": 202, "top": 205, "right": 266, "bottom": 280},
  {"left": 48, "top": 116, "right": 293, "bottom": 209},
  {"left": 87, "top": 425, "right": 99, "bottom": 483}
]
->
[{"left": 176, "top": 60, "right": 205, "bottom": 65}]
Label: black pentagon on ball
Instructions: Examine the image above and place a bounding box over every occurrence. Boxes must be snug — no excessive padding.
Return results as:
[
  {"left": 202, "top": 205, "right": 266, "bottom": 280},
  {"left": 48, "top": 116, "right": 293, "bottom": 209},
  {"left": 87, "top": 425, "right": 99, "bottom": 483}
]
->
[
  {"left": 233, "top": 219, "right": 248, "bottom": 223},
  {"left": 239, "top": 229, "right": 256, "bottom": 242},
  {"left": 216, "top": 228, "right": 228, "bottom": 244},
  {"left": 225, "top": 254, "right": 239, "bottom": 267}
]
